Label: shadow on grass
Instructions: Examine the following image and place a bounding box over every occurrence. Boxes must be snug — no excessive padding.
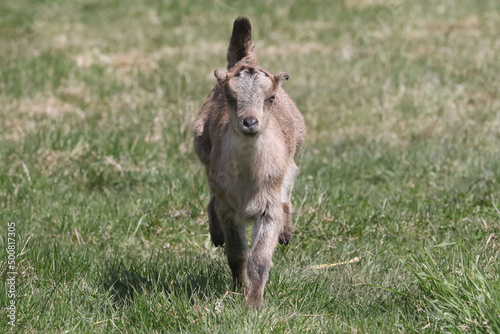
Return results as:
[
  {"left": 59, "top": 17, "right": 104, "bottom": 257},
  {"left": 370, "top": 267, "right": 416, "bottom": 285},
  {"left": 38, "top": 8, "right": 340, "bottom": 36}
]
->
[{"left": 101, "top": 255, "right": 231, "bottom": 306}]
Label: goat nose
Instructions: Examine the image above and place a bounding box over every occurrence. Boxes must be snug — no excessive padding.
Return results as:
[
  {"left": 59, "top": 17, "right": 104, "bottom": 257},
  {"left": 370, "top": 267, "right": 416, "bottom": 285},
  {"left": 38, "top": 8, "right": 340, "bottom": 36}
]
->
[{"left": 243, "top": 116, "right": 258, "bottom": 129}]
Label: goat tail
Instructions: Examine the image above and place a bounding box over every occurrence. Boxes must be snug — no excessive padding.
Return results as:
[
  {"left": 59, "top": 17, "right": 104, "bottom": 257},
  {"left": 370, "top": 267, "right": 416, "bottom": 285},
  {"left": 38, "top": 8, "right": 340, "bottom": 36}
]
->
[{"left": 227, "top": 17, "right": 258, "bottom": 69}]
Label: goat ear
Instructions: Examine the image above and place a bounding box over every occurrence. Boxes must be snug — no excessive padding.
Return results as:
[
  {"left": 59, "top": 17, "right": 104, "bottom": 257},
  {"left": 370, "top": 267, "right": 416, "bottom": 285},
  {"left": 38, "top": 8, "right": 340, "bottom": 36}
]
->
[
  {"left": 274, "top": 72, "right": 289, "bottom": 85},
  {"left": 214, "top": 69, "right": 227, "bottom": 85}
]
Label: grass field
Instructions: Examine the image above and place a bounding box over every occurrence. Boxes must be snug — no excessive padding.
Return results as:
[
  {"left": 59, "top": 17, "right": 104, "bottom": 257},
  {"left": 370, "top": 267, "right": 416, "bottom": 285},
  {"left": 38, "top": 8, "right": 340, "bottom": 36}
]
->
[{"left": 1, "top": 0, "right": 500, "bottom": 332}]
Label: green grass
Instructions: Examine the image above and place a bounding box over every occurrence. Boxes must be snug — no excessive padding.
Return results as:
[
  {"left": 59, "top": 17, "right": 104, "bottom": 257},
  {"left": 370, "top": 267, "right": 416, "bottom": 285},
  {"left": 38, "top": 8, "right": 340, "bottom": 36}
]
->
[{"left": 1, "top": 0, "right": 500, "bottom": 332}]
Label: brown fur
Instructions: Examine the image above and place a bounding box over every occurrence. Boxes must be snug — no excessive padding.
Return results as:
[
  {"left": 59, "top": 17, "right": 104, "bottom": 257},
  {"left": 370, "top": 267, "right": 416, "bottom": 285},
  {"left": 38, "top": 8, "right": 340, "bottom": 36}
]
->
[{"left": 193, "top": 17, "right": 305, "bottom": 308}]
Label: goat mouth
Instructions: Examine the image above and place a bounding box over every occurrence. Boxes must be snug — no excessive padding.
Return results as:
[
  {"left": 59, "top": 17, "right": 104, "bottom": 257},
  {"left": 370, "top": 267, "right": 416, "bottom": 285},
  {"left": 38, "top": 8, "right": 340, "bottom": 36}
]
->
[
  {"left": 241, "top": 130, "right": 259, "bottom": 137},
  {"left": 240, "top": 124, "right": 260, "bottom": 137}
]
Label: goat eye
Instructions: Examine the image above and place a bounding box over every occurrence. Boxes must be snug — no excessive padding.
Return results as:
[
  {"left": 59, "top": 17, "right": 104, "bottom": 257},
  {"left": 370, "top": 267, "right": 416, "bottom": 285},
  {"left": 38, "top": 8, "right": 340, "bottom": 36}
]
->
[{"left": 268, "top": 95, "right": 276, "bottom": 103}]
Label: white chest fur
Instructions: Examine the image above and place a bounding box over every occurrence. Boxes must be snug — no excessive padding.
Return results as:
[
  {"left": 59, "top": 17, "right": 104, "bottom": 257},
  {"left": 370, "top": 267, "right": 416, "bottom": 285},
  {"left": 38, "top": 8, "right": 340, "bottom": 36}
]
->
[{"left": 212, "top": 128, "right": 287, "bottom": 217}]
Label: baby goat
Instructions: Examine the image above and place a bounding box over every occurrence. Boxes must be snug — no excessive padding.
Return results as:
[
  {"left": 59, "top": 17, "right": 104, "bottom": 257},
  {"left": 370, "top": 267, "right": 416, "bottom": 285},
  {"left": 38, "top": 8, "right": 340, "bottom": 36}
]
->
[{"left": 193, "top": 17, "right": 305, "bottom": 308}]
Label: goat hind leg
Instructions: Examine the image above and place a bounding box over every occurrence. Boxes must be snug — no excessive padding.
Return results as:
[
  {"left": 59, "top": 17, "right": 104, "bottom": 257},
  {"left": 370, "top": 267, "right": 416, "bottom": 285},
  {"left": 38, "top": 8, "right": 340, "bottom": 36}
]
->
[
  {"left": 278, "top": 202, "right": 293, "bottom": 245},
  {"left": 278, "top": 163, "right": 298, "bottom": 245},
  {"left": 208, "top": 195, "right": 225, "bottom": 247}
]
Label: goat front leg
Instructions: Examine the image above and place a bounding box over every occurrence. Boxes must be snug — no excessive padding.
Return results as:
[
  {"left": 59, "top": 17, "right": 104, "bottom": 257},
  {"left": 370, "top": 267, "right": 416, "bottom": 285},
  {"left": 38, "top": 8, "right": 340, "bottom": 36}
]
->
[
  {"left": 216, "top": 203, "right": 248, "bottom": 289},
  {"left": 246, "top": 206, "right": 281, "bottom": 308}
]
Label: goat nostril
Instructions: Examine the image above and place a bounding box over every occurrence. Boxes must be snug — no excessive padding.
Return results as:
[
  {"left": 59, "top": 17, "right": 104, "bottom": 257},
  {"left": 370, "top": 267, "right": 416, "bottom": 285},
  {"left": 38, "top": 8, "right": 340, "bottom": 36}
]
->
[{"left": 243, "top": 117, "right": 258, "bottom": 128}]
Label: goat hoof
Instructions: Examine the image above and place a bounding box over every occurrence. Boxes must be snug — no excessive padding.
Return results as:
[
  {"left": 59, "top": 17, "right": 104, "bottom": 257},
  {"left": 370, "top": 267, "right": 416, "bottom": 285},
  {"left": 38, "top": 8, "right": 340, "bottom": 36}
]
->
[
  {"left": 278, "top": 232, "right": 292, "bottom": 245},
  {"left": 212, "top": 238, "right": 225, "bottom": 247}
]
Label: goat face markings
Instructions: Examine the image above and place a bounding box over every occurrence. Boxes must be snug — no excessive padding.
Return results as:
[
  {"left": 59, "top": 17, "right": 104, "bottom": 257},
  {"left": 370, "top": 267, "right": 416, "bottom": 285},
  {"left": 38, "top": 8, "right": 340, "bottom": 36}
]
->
[{"left": 215, "top": 67, "right": 287, "bottom": 138}]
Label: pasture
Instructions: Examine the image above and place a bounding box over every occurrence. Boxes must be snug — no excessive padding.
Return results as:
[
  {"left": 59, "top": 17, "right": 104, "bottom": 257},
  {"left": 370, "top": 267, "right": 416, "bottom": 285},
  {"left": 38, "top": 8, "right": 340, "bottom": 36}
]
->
[{"left": 1, "top": 0, "right": 499, "bottom": 332}]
